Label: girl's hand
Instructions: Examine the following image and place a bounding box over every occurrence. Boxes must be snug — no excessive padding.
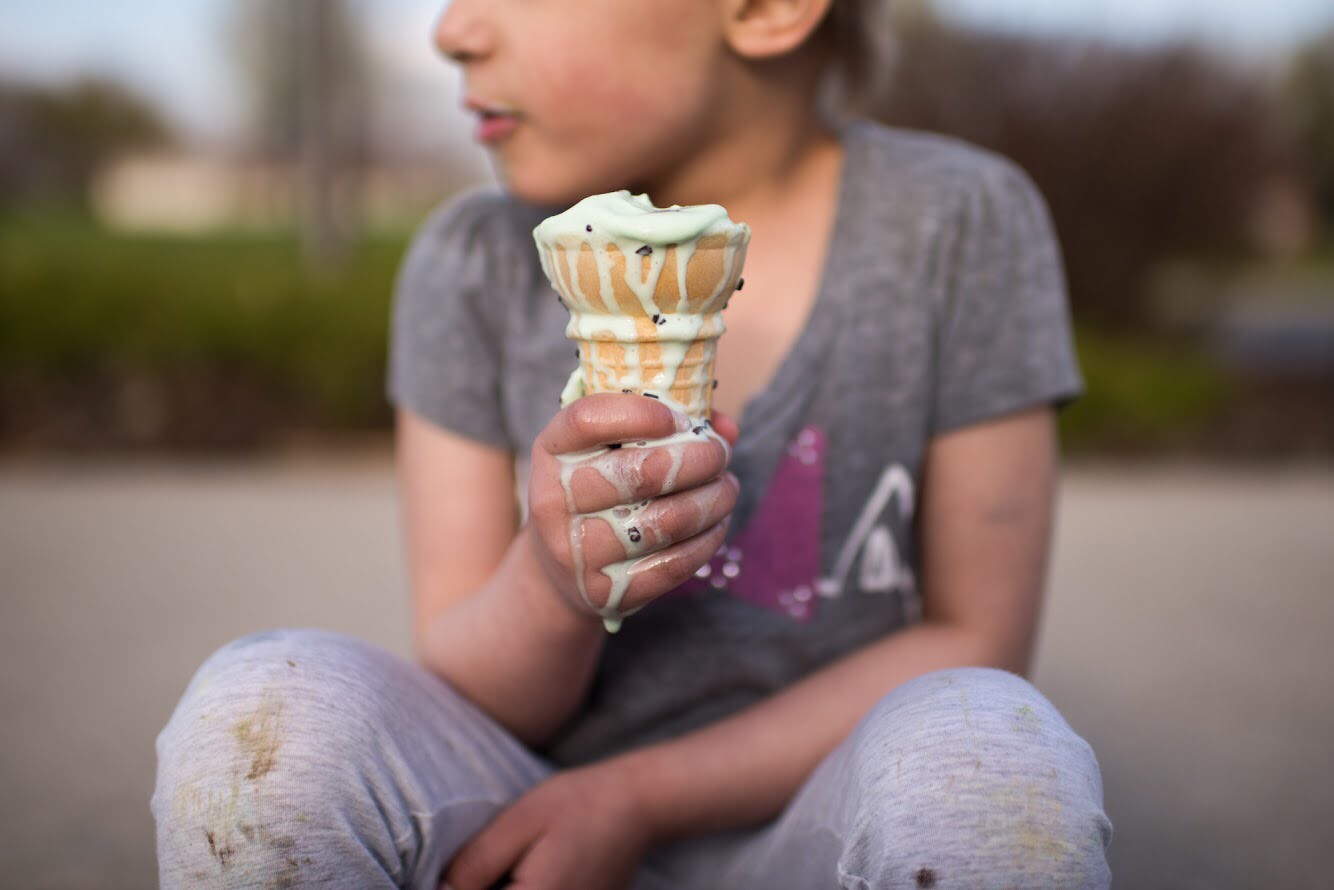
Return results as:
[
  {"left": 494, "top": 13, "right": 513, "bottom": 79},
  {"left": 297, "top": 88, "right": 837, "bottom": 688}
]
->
[
  {"left": 526, "top": 393, "right": 740, "bottom": 621},
  {"left": 442, "top": 762, "right": 653, "bottom": 890}
]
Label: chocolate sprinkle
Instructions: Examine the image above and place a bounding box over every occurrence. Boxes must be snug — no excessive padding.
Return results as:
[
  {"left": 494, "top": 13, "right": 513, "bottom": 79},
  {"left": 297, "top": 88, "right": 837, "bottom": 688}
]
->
[
  {"left": 692, "top": 426, "right": 703, "bottom": 435},
  {"left": 644, "top": 393, "right": 659, "bottom": 399},
  {"left": 608, "top": 443, "right": 622, "bottom": 449},
  {"left": 585, "top": 224, "right": 592, "bottom": 232},
  {"left": 712, "top": 379, "right": 719, "bottom": 390},
  {"left": 657, "top": 316, "right": 667, "bottom": 326},
  {"left": 736, "top": 277, "right": 745, "bottom": 291},
  {"left": 622, "top": 389, "right": 632, "bottom": 394},
  {"left": 636, "top": 245, "right": 652, "bottom": 256},
  {"left": 652, "top": 314, "right": 660, "bottom": 323},
  {"left": 628, "top": 527, "right": 641, "bottom": 543}
]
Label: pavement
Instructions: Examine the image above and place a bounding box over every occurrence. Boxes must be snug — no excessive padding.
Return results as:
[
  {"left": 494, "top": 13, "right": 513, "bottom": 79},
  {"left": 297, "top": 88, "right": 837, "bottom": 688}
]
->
[{"left": 1, "top": 458, "right": 1331, "bottom": 889}]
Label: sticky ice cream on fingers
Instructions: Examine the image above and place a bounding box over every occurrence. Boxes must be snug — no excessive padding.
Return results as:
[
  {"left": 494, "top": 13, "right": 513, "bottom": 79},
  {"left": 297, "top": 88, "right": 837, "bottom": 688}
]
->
[{"left": 533, "top": 191, "right": 750, "bottom": 632}]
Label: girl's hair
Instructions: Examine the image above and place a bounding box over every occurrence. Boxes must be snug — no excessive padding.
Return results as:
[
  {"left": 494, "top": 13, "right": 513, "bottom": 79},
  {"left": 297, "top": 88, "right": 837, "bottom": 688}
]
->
[{"left": 819, "top": 0, "right": 896, "bottom": 118}]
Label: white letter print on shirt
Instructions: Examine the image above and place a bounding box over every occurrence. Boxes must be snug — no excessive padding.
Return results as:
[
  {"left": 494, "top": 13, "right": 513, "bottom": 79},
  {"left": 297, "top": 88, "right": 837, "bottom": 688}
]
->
[{"left": 816, "top": 464, "right": 921, "bottom": 621}]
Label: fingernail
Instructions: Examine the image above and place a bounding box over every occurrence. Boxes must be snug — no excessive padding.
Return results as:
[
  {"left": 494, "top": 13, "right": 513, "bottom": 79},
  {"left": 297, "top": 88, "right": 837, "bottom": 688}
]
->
[{"left": 671, "top": 410, "right": 693, "bottom": 433}]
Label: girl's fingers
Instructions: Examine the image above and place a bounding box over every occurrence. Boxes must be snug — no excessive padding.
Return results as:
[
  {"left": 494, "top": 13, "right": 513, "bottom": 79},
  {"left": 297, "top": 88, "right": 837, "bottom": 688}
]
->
[
  {"left": 546, "top": 434, "right": 730, "bottom": 515},
  {"left": 573, "top": 516, "right": 735, "bottom": 616},
  {"left": 537, "top": 393, "right": 686, "bottom": 457},
  {"left": 572, "top": 473, "right": 739, "bottom": 572},
  {"left": 709, "top": 410, "right": 740, "bottom": 448},
  {"left": 612, "top": 519, "right": 732, "bottom": 610},
  {"left": 444, "top": 805, "right": 538, "bottom": 890}
]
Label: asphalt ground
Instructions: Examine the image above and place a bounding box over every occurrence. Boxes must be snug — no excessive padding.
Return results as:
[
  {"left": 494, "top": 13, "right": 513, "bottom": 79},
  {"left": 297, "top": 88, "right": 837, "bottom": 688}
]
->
[{"left": 2, "top": 459, "right": 1331, "bottom": 889}]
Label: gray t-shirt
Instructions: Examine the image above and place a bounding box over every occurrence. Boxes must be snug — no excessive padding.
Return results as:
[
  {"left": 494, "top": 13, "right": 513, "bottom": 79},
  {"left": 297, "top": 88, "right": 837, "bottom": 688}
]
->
[{"left": 388, "top": 121, "right": 1082, "bottom": 766}]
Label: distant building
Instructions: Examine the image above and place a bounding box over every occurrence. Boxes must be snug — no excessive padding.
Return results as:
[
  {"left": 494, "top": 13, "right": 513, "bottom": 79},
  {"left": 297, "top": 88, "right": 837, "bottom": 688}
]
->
[{"left": 91, "top": 152, "right": 489, "bottom": 233}]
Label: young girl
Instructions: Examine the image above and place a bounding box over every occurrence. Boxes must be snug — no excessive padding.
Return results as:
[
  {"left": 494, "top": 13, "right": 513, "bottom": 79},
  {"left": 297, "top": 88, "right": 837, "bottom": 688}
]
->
[{"left": 154, "top": 0, "right": 1112, "bottom": 887}]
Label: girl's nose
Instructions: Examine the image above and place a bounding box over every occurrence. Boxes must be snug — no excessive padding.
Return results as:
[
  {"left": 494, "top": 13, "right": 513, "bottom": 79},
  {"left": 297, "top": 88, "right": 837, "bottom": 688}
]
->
[{"left": 433, "top": 0, "right": 492, "bottom": 64}]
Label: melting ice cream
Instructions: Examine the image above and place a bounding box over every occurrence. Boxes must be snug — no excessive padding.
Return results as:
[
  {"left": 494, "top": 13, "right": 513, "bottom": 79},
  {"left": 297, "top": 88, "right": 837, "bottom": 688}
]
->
[{"left": 534, "top": 191, "right": 750, "bottom": 631}]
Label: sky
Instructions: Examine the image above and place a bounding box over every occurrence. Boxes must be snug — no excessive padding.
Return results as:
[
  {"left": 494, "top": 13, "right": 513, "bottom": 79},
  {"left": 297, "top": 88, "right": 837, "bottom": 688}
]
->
[
  {"left": 935, "top": 0, "right": 1334, "bottom": 52},
  {"left": 2, "top": 0, "right": 1332, "bottom": 146},
  {"left": 0, "top": 0, "right": 460, "bottom": 148}
]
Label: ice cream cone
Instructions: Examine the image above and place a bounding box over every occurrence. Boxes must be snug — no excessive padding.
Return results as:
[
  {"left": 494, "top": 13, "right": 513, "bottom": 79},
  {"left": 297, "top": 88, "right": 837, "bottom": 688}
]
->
[{"left": 535, "top": 192, "right": 750, "bottom": 421}]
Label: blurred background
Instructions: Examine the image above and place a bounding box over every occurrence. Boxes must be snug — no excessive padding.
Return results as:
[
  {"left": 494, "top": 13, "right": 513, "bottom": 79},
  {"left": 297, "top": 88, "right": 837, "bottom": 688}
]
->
[{"left": 1, "top": 0, "right": 1331, "bottom": 887}]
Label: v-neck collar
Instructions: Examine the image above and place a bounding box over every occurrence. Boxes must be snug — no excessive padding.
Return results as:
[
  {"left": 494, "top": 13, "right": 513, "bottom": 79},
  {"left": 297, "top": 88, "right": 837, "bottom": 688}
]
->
[{"left": 731, "top": 123, "right": 864, "bottom": 461}]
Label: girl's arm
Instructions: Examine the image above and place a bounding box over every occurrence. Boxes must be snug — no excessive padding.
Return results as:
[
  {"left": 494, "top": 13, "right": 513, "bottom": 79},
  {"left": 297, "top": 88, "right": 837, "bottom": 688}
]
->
[
  {"left": 620, "top": 405, "right": 1058, "bottom": 838},
  {"left": 396, "top": 409, "right": 604, "bottom": 744},
  {"left": 447, "top": 405, "right": 1060, "bottom": 889},
  {"left": 397, "top": 398, "right": 739, "bottom": 746}
]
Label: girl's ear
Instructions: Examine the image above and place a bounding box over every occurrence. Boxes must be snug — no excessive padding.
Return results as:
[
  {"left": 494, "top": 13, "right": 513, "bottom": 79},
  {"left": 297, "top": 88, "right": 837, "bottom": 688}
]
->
[{"left": 722, "top": 0, "right": 835, "bottom": 60}]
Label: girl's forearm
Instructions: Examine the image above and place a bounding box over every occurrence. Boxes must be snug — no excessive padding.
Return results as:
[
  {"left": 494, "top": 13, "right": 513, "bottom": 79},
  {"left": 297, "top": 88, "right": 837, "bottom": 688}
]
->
[
  {"left": 612, "top": 620, "right": 1017, "bottom": 842},
  {"left": 419, "top": 525, "right": 606, "bottom": 745}
]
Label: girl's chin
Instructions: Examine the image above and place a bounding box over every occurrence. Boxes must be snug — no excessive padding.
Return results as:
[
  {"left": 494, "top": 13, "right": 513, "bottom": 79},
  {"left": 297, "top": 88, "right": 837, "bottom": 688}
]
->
[
  {"left": 498, "top": 159, "right": 631, "bottom": 207},
  {"left": 505, "top": 176, "right": 603, "bottom": 208}
]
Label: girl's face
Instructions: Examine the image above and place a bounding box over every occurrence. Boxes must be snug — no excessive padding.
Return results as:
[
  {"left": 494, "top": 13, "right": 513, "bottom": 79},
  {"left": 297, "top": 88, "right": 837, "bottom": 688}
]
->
[{"left": 435, "top": 0, "right": 729, "bottom": 206}]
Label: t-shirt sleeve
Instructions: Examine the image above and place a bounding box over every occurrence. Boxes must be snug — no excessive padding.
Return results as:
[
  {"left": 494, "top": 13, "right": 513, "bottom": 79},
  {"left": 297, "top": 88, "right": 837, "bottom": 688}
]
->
[
  {"left": 930, "top": 159, "right": 1084, "bottom": 436},
  {"left": 387, "top": 189, "right": 520, "bottom": 450}
]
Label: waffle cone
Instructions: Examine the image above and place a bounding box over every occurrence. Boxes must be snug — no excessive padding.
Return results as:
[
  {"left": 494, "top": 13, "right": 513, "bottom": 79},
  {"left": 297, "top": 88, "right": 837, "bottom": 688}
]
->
[
  {"left": 572, "top": 327, "right": 721, "bottom": 419},
  {"left": 541, "top": 232, "right": 747, "bottom": 419},
  {"left": 543, "top": 233, "right": 745, "bottom": 317}
]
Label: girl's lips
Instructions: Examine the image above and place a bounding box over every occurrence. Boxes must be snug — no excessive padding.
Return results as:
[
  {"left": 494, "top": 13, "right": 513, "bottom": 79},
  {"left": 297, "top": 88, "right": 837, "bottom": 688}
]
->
[{"left": 475, "top": 113, "right": 519, "bottom": 144}]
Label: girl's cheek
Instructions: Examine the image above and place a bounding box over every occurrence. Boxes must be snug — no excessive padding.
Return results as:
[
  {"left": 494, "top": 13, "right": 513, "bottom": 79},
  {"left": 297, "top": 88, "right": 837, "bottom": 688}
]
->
[
  {"left": 520, "top": 28, "right": 680, "bottom": 126},
  {"left": 536, "top": 51, "right": 626, "bottom": 108},
  {"left": 520, "top": 52, "right": 601, "bottom": 126}
]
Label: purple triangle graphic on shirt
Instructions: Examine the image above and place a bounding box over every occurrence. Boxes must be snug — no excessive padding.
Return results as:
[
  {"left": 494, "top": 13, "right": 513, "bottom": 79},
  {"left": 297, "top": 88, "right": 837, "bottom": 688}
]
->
[{"left": 674, "top": 425, "right": 826, "bottom": 622}]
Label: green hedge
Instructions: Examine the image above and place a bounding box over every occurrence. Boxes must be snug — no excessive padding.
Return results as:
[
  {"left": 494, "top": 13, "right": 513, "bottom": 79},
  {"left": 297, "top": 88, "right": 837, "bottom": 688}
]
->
[
  {"left": 1059, "top": 331, "right": 1230, "bottom": 452},
  {"left": 0, "top": 214, "right": 404, "bottom": 427},
  {"left": 1, "top": 214, "right": 1231, "bottom": 450}
]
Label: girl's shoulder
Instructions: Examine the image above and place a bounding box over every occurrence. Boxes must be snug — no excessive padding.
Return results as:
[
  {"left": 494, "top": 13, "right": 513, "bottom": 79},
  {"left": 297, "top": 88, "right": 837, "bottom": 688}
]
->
[
  {"left": 843, "top": 120, "right": 1048, "bottom": 222},
  {"left": 410, "top": 185, "right": 549, "bottom": 264},
  {"left": 397, "top": 186, "right": 554, "bottom": 325},
  {"left": 394, "top": 187, "right": 555, "bottom": 352}
]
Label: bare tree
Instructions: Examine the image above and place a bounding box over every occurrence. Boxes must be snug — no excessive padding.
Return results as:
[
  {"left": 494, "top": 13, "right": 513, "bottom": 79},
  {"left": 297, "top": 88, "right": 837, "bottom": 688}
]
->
[
  {"left": 231, "top": 0, "right": 367, "bottom": 269},
  {"left": 0, "top": 77, "right": 172, "bottom": 209},
  {"left": 1284, "top": 31, "right": 1334, "bottom": 231},
  {"left": 874, "top": 16, "right": 1299, "bottom": 330}
]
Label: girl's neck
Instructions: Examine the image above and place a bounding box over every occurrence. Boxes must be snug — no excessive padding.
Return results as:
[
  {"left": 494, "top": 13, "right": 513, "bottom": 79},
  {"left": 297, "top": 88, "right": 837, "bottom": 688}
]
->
[{"left": 635, "top": 58, "right": 841, "bottom": 225}]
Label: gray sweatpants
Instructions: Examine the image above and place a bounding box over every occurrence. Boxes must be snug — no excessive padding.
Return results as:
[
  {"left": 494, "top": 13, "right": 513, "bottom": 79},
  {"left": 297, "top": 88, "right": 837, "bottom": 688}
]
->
[{"left": 152, "top": 629, "right": 1111, "bottom": 889}]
